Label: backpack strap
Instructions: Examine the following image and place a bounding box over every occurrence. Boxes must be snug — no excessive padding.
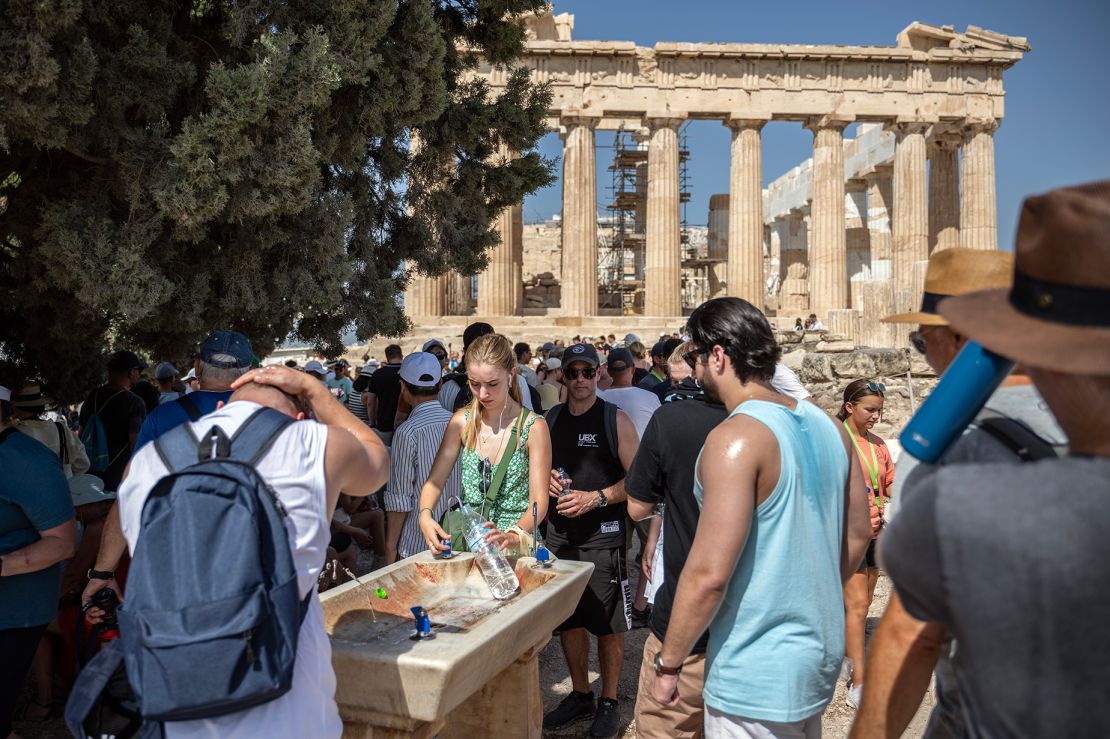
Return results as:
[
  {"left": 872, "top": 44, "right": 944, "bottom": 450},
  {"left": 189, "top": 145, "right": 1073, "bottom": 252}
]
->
[
  {"left": 973, "top": 414, "right": 1059, "bottom": 462},
  {"left": 544, "top": 403, "right": 563, "bottom": 430},
  {"left": 176, "top": 394, "right": 203, "bottom": 422},
  {"left": 55, "top": 421, "right": 69, "bottom": 466},
  {"left": 603, "top": 400, "right": 619, "bottom": 458},
  {"left": 226, "top": 407, "right": 295, "bottom": 466},
  {"left": 153, "top": 423, "right": 202, "bottom": 473}
]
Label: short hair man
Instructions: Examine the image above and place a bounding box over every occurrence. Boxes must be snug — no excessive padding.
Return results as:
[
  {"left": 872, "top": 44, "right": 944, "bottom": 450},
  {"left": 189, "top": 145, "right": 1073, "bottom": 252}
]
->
[
  {"left": 366, "top": 344, "right": 404, "bottom": 444},
  {"left": 598, "top": 348, "right": 660, "bottom": 440},
  {"left": 114, "top": 365, "right": 389, "bottom": 737},
  {"left": 537, "top": 357, "right": 563, "bottom": 411},
  {"left": 422, "top": 339, "right": 449, "bottom": 374},
  {"left": 878, "top": 182, "right": 1110, "bottom": 736},
  {"left": 154, "top": 362, "right": 181, "bottom": 404},
  {"left": 82, "top": 330, "right": 256, "bottom": 615},
  {"left": 849, "top": 248, "right": 1056, "bottom": 737},
  {"left": 647, "top": 297, "right": 870, "bottom": 735},
  {"left": 543, "top": 343, "right": 640, "bottom": 739},
  {"left": 78, "top": 350, "right": 149, "bottom": 493},
  {"left": 514, "top": 342, "right": 539, "bottom": 388},
  {"left": 326, "top": 359, "right": 353, "bottom": 404},
  {"left": 383, "top": 352, "right": 461, "bottom": 564}
]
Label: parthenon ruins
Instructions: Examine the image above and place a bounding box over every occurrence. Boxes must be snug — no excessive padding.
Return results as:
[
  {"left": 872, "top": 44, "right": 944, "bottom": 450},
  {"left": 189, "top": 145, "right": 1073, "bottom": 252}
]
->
[{"left": 404, "top": 9, "right": 1029, "bottom": 345}]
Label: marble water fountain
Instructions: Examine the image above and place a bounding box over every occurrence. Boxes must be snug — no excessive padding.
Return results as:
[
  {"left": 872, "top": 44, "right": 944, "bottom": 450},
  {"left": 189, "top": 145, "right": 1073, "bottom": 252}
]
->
[{"left": 320, "top": 550, "right": 593, "bottom": 738}]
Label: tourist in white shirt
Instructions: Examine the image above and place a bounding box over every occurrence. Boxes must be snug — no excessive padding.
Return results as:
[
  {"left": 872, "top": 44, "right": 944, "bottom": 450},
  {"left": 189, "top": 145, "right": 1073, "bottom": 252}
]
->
[{"left": 597, "top": 348, "right": 660, "bottom": 440}]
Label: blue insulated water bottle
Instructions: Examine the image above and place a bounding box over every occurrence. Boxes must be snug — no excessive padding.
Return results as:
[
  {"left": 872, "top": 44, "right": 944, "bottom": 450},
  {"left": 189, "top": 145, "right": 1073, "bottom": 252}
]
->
[{"left": 900, "top": 341, "right": 1016, "bottom": 464}]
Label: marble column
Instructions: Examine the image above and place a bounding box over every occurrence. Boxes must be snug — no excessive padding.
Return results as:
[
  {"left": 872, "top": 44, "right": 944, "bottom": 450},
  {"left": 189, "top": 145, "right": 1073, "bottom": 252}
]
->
[
  {"left": 891, "top": 121, "right": 930, "bottom": 314},
  {"left": 560, "top": 116, "right": 599, "bottom": 316},
  {"left": 726, "top": 118, "right": 766, "bottom": 309},
  {"left": 644, "top": 116, "right": 683, "bottom": 316},
  {"left": 404, "top": 274, "right": 447, "bottom": 318},
  {"left": 863, "top": 165, "right": 894, "bottom": 280},
  {"left": 478, "top": 203, "right": 523, "bottom": 316},
  {"left": 960, "top": 118, "right": 999, "bottom": 250},
  {"left": 845, "top": 182, "right": 871, "bottom": 311},
  {"left": 806, "top": 117, "right": 851, "bottom": 317},
  {"left": 447, "top": 273, "right": 473, "bottom": 316},
  {"left": 778, "top": 209, "right": 810, "bottom": 317},
  {"left": 928, "top": 133, "right": 961, "bottom": 252}
]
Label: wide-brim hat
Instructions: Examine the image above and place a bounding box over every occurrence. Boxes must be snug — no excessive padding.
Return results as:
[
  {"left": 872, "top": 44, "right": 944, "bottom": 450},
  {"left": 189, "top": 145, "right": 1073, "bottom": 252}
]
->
[
  {"left": 940, "top": 181, "right": 1110, "bottom": 375},
  {"left": 12, "top": 382, "right": 47, "bottom": 409},
  {"left": 882, "top": 248, "right": 1014, "bottom": 325},
  {"left": 69, "top": 473, "right": 118, "bottom": 507}
]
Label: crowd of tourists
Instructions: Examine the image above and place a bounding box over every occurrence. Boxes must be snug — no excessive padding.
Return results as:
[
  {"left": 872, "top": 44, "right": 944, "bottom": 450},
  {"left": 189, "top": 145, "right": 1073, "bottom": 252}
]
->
[{"left": 1, "top": 182, "right": 1107, "bottom": 739}]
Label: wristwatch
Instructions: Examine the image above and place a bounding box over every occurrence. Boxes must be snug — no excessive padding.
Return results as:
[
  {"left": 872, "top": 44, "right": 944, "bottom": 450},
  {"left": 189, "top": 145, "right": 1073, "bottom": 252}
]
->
[
  {"left": 87, "top": 568, "right": 115, "bottom": 581},
  {"left": 654, "top": 652, "right": 682, "bottom": 676},
  {"left": 596, "top": 489, "right": 608, "bottom": 508}
]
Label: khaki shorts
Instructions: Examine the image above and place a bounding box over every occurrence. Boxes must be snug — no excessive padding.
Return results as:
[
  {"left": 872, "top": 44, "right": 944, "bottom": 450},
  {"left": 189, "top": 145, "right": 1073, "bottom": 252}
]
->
[{"left": 635, "top": 632, "right": 707, "bottom": 739}]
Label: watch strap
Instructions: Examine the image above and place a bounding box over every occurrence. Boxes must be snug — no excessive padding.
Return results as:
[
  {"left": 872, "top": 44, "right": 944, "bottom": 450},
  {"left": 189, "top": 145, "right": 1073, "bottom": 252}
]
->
[
  {"left": 87, "top": 568, "right": 115, "bottom": 580},
  {"left": 654, "top": 652, "right": 682, "bottom": 676}
]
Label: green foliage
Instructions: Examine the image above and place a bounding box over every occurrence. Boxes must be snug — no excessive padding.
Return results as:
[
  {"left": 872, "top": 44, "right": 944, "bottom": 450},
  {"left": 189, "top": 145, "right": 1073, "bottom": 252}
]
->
[{"left": 0, "top": 0, "right": 553, "bottom": 400}]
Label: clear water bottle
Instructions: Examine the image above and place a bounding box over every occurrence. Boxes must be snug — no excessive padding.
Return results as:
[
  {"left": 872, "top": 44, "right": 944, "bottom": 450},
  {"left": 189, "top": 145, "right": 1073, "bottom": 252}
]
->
[{"left": 450, "top": 500, "right": 520, "bottom": 600}]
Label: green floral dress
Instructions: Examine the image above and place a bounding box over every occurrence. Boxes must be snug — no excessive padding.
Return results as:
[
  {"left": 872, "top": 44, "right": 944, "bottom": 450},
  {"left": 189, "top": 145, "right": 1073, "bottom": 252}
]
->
[{"left": 459, "top": 409, "right": 539, "bottom": 531}]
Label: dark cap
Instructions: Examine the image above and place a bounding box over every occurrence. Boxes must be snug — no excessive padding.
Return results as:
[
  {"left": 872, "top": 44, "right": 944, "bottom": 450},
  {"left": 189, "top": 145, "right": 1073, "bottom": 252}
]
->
[
  {"left": 650, "top": 340, "right": 669, "bottom": 357},
  {"left": 199, "top": 330, "right": 253, "bottom": 370},
  {"left": 107, "top": 350, "right": 148, "bottom": 373},
  {"left": 541, "top": 342, "right": 556, "bottom": 353},
  {"left": 563, "top": 342, "right": 599, "bottom": 368},
  {"left": 606, "top": 348, "right": 634, "bottom": 372}
]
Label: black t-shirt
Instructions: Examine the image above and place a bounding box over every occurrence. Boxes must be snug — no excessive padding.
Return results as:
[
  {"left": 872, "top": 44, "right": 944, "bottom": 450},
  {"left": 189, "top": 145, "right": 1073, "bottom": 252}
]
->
[
  {"left": 79, "top": 385, "right": 147, "bottom": 492},
  {"left": 546, "top": 398, "right": 627, "bottom": 550},
  {"left": 632, "top": 367, "right": 649, "bottom": 386},
  {"left": 625, "top": 387, "right": 728, "bottom": 653},
  {"left": 367, "top": 364, "right": 402, "bottom": 431}
]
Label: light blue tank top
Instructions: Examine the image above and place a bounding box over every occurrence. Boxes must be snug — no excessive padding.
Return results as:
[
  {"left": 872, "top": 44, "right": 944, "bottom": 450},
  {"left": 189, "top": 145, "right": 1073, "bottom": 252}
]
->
[{"left": 694, "top": 399, "right": 849, "bottom": 722}]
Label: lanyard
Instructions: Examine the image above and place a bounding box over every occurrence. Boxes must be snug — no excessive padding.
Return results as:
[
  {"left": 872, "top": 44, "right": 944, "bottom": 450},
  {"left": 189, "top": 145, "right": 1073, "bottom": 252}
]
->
[{"left": 844, "top": 421, "right": 883, "bottom": 510}]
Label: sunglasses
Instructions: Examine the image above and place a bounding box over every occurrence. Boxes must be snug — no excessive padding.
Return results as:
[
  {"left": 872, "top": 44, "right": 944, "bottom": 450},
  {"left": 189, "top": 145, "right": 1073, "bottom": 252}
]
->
[
  {"left": 682, "top": 347, "right": 712, "bottom": 370},
  {"left": 564, "top": 366, "right": 597, "bottom": 380},
  {"left": 908, "top": 331, "right": 927, "bottom": 355},
  {"left": 865, "top": 381, "right": 886, "bottom": 394},
  {"left": 480, "top": 457, "right": 492, "bottom": 494},
  {"left": 429, "top": 350, "right": 447, "bottom": 360}
]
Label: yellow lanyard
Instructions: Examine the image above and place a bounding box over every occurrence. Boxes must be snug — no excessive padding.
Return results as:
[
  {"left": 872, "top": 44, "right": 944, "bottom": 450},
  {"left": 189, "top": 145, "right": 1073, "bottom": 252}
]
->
[{"left": 844, "top": 421, "right": 883, "bottom": 510}]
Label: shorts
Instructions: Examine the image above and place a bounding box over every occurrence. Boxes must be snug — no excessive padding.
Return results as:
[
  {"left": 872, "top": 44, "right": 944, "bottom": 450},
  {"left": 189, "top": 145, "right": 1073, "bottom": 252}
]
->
[
  {"left": 554, "top": 546, "right": 631, "bottom": 636},
  {"left": 857, "top": 539, "right": 878, "bottom": 571}
]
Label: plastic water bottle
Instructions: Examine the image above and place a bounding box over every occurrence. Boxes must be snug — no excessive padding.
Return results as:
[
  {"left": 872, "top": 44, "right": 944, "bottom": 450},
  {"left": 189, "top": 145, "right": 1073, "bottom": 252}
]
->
[
  {"left": 450, "top": 501, "right": 520, "bottom": 600},
  {"left": 900, "top": 341, "right": 1016, "bottom": 464}
]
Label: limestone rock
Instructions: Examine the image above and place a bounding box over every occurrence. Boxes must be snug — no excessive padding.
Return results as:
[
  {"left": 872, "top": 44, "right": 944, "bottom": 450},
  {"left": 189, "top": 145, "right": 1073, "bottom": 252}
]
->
[
  {"left": 801, "top": 354, "right": 834, "bottom": 383},
  {"left": 781, "top": 349, "right": 806, "bottom": 371},
  {"left": 830, "top": 351, "right": 877, "bottom": 379},
  {"left": 873, "top": 349, "right": 911, "bottom": 376},
  {"left": 815, "top": 340, "right": 855, "bottom": 353}
]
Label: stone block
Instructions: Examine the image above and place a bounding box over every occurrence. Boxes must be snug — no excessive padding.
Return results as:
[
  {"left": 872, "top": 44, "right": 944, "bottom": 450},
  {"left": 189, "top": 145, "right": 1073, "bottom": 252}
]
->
[
  {"left": 873, "top": 349, "right": 911, "bottom": 377},
  {"left": 830, "top": 351, "right": 877, "bottom": 379},
  {"left": 910, "top": 353, "right": 935, "bottom": 377},
  {"left": 781, "top": 349, "right": 806, "bottom": 371},
  {"left": 800, "top": 354, "right": 834, "bottom": 383},
  {"left": 815, "top": 340, "right": 856, "bottom": 353}
]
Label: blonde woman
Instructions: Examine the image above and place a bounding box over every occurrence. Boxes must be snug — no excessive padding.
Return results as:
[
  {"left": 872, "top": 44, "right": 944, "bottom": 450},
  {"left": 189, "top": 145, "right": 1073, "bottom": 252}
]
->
[{"left": 418, "top": 334, "right": 551, "bottom": 554}]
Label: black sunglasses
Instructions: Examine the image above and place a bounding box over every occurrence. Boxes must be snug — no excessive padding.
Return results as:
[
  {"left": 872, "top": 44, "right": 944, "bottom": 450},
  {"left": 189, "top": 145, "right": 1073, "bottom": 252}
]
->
[
  {"left": 564, "top": 366, "right": 597, "bottom": 380},
  {"left": 682, "top": 346, "right": 713, "bottom": 370},
  {"left": 480, "top": 457, "right": 492, "bottom": 494}
]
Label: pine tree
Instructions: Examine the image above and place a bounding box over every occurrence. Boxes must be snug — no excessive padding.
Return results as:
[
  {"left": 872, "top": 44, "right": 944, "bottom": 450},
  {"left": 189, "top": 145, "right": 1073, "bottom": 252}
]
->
[{"left": 0, "top": 0, "right": 552, "bottom": 399}]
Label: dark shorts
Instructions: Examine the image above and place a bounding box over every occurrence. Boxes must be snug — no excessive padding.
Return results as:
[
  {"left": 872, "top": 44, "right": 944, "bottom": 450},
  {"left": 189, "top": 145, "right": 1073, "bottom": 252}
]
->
[
  {"left": 330, "top": 531, "right": 352, "bottom": 552},
  {"left": 555, "top": 546, "right": 631, "bottom": 637},
  {"left": 858, "top": 538, "right": 878, "bottom": 571}
]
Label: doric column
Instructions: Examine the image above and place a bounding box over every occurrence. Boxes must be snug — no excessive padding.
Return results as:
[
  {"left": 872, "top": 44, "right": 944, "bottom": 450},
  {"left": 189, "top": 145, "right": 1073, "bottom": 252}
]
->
[
  {"left": 805, "top": 116, "right": 851, "bottom": 317},
  {"left": 405, "top": 274, "right": 446, "bottom": 318},
  {"left": 845, "top": 182, "right": 871, "bottom": 310},
  {"left": 960, "top": 118, "right": 999, "bottom": 250},
  {"left": 726, "top": 117, "right": 767, "bottom": 309},
  {"left": 559, "top": 115, "right": 599, "bottom": 316},
  {"left": 890, "top": 121, "right": 930, "bottom": 314},
  {"left": 778, "top": 209, "right": 810, "bottom": 317},
  {"left": 478, "top": 144, "right": 523, "bottom": 316},
  {"left": 928, "top": 131, "right": 961, "bottom": 253},
  {"left": 447, "top": 274, "right": 473, "bottom": 316},
  {"left": 644, "top": 115, "right": 683, "bottom": 316}
]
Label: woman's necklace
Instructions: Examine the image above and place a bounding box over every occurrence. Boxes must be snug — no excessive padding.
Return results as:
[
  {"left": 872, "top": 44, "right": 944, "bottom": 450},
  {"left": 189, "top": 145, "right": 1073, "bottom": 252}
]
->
[{"left": 479, "top": 401, "right": 510, "bottom": 458}]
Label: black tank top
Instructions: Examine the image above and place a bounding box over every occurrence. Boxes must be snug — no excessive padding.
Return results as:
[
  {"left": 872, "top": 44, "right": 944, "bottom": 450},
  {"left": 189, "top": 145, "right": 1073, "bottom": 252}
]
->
[{"left": 546, "top": 398, "right": 627, "bottom": 550}]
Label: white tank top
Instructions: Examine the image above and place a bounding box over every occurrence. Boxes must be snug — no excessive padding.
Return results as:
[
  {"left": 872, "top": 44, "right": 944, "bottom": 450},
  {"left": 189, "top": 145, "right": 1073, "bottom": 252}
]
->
[{"left": 117, "top": 400, "right": 342, "bottom": 739}]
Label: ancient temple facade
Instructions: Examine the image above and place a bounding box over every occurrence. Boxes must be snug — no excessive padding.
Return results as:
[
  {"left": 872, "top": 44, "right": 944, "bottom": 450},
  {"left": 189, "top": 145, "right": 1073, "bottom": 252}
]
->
[{"left": 404, "top": 10, "right": 1028, "bottom": 336}]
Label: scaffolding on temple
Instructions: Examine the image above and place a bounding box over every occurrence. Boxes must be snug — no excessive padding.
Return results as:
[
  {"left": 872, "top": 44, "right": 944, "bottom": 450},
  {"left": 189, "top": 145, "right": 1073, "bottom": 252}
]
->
[{"left": 599, "top": 124, "right": 692, "bottom": 315}]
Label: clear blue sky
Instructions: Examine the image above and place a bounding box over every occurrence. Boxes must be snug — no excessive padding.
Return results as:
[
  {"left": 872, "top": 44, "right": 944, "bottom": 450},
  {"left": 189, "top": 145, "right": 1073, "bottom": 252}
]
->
[{"left": 521, "top": 0, "right": 1110, "bottom": 250}]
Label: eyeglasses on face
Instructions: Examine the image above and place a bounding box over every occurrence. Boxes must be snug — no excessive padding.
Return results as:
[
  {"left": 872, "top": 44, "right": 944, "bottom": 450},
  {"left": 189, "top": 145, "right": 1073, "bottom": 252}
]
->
[
  {"left": 564, "top": 366, "right": 597, "bottom": 380},
  {"left": 682, "top": 347, "right": 710, "bottom": 370},
  {"left": 429, "top": 350, "right": 447, "bottom": 360}
]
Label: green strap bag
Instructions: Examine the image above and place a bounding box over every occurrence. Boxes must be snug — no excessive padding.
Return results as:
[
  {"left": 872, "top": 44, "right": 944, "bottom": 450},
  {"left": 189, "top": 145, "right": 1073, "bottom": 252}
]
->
[{"left": 441, "top": 409, "right": 526, "bottom": 552}]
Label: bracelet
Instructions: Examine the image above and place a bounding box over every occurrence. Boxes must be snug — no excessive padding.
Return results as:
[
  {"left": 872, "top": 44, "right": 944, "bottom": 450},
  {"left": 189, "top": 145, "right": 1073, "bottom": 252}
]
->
[{"left": 419, "top": 507, "right": 434, "bottom": 517}]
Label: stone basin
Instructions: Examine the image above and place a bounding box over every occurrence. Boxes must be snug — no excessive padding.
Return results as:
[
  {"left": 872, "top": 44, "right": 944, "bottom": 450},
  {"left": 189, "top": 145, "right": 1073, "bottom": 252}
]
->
[{"left": 321, "top": 551, "right": 593, "bottom": 738}]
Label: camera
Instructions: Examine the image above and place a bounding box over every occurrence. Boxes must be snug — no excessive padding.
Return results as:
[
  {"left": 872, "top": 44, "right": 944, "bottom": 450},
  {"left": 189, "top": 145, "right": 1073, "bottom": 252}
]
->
[{"left": 86, "top": 587, "right": 121, "bottom": 638}]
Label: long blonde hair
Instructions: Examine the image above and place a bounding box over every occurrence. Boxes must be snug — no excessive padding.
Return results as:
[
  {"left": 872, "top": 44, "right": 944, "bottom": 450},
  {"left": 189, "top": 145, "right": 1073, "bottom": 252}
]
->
[{"left": 462, "top": 333, "right": 523, "bottom": 449}]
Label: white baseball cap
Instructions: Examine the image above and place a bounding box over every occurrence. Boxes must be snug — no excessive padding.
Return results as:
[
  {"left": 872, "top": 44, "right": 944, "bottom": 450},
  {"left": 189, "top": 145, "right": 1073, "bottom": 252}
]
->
[
  {"left": 303, "top": 359, "right": 326, "bottom": 376},
  {"left": 400, "top": 352, "right": 442, "bottom": 387}
]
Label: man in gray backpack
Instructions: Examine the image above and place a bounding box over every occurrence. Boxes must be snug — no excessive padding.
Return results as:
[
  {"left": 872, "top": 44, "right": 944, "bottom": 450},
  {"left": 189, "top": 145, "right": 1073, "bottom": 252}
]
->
[{"left": 82, "top": 365, "right": 388, "bottom": 737}]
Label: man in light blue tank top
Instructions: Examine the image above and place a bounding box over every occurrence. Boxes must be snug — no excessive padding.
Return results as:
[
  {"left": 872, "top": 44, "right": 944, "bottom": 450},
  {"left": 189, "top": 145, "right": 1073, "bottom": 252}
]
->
[{"left": 646, "top": 297, "right": 872, "bottom": 738}]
